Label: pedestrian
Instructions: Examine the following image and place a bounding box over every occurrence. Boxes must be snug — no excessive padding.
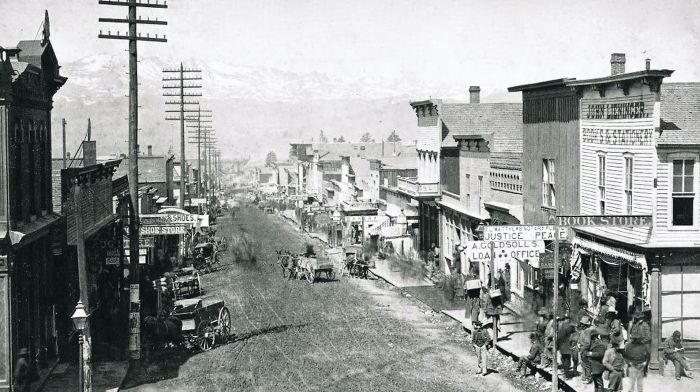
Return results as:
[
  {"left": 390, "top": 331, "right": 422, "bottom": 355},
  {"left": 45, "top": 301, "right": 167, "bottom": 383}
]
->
[
  {"left": 606, "top": 310, "right": 624, "bottom": 348},
  {"left": 586, "top": 329, "right": 610, "bottom": 392},
  {"left": 451, "top": 244, "right": 461, "bottom": 274},
  {"left": 472, "top": 320, "right": 491, "bottom": 376},
  {"left": 536, "top": 309, "right": 551, "bottom": 368},
  {"left": 13, "top": 348, "right": 31, "bottom": 392},
  {"left": 572, "top": 315, "right": 591, "bottom": 379},
  {"left": 624, "top": 335, "right": 649, "bottom": 392},
  {"left": 578, "top": 316, "right": 595, "bottom": 383},
  {"left": 503, "top": 264, "right": 511, "bottom": 302},
  {"left": 629, "top": 310, "right": 651, "bottom": 374},
  {"left": 464, "top": 278, "right": 481, "bottom": 323},
  {"left": 516, "top": 333, "right": 543, "bottom": 378},
  {"left": 603, "top": 338, "right": 625, "bottom": 392},
  {"left": 480, "top": 286, "right": 492, "bottom": 322},
  {"left": 496, "top": 268, "right": 507, "bottom": 302},
  {"left": 543, "top": 311, "right": 556, "bottom": 370},
  {"left": 557, "top": 314, "right": 576, "bottom": 378},
  {"left": 664, "top": 330, "right": 693, "bottom": 380},
  {"left": 432, "top": 243, "right": 440, "bottom": 269}
]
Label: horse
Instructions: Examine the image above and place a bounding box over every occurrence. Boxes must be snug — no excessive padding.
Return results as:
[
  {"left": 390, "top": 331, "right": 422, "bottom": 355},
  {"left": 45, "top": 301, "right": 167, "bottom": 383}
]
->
[
  {"left": 277, "top": 250, "right": 299, "bottom": 279},
  {"left": 143, "top": 315, "right": 184, "bottom": 350}
]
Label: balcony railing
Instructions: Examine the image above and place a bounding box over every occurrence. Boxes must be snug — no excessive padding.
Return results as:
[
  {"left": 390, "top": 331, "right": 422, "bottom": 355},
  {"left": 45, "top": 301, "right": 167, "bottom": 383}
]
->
[{"left": 397, "top": 176, "right": 440, "bottom": 198}]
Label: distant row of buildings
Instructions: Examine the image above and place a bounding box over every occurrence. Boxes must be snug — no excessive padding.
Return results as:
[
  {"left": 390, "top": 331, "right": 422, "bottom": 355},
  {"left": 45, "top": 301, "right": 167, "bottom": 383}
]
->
[{"left": 253, "top": 53, "right": 700, "bottom": 368}]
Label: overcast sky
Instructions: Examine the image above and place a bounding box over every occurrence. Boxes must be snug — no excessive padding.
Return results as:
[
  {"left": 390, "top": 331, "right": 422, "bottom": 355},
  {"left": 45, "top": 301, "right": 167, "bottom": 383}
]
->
[{"left": 2, "top": 0, "right": 699, "bottom": 91}]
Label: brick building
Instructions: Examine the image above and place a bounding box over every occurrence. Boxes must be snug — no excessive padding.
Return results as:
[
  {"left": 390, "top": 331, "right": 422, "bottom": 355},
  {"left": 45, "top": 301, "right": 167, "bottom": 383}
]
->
[{"left": 0, "top": 18, "right": 67, "bottom": 389}]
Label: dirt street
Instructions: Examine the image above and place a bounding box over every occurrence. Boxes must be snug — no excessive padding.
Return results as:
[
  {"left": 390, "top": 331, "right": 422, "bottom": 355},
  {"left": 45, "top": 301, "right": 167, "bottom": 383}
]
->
[{"left": 122, "top": 207, "right": 526, "bottom": 392}]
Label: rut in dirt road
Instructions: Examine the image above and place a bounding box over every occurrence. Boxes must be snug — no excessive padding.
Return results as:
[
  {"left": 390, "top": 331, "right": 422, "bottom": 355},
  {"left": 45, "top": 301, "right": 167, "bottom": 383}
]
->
[{"left": 122, "top": 207, "right": 526, "bottom": 392}]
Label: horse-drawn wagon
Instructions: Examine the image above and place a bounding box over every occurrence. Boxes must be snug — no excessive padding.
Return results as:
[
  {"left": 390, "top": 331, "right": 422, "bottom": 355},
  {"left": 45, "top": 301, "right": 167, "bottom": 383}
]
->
[{"left": 170, "top": 297, "right": 232, "bottom": 351}]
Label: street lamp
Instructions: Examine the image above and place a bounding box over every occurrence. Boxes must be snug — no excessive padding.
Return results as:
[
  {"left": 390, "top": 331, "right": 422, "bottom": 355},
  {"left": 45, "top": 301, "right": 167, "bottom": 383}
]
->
[{"left": 71, "top": 301, "right": 88, "bottom": 392}]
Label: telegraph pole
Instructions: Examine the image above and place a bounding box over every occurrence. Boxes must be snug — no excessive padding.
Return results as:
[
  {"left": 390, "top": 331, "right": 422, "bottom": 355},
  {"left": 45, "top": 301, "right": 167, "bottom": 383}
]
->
[
  {"left": 163, "top": 64, "right": 202, "bottom": 208},
  {"left": 98, "top": 0, "right": 167, "bottom": 364},
  {"left": 184, "top": 108, "right": 212, "bottom": 196},
  {"left": 62, "top": 118, "right": 67, "bottom": 168}
]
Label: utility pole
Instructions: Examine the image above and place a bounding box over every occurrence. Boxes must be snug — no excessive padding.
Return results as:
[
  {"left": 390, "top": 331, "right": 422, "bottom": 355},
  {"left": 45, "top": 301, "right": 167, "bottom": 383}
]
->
[
  {"left": 184, "top": 107, "right": 212, "bottom": 197},
  {"left": 163, "top": 64, "right": 202, "bottom": 208},
  {"left": 62, "top": 118, "right": 67, "bottom": 168},
  {"left": 188, "top": 129, "right": 215, "bottom": 203},
  {"left": 73, "top": 182, "right": 91, "bottom": 392},
  {"left": 98, "top": 0, "right": 167, "bottom": 365}
]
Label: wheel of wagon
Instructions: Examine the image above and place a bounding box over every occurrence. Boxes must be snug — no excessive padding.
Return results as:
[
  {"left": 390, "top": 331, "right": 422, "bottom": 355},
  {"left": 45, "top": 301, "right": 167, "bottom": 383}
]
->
[
  {"left": 306, "top": 267, "right": 315, "bottom": 283},
  {"left": 217, "top": 307, "right": 231, "bottom": 342},
  {"left": 196, "top": 321, "right": 216, "bottom": 351}
]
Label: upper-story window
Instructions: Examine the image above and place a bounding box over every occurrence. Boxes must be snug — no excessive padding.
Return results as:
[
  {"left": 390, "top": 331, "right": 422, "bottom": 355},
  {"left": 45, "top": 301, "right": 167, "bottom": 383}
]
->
[
  {"left": 598, "top": 154, "right": 606, "bottom": 214},
  {"left": 624, "top": 156, "right": 633, "bottom": 214},
  {"left": 542, "top": 159, "right": 556, "bottom": 208},
  {"left": 672, "top": 159, "right": 695, "bottom": 226},
  {"left": 465, "top": 174, "right": 471, "bottom": 209},
  {"left": 478, "top": 176, "right": 483, "bottom": 211}
]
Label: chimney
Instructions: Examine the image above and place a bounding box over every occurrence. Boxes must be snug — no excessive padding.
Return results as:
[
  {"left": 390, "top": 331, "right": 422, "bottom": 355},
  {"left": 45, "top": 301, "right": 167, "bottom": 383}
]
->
[
  {"left": 610, "top": 53, "right": 626, "bottom": 75},
  {"left": 147, "top": 145, "right": 153, "bottom": 156},
  {"left": 645, "top": 58, "right": 651, "bottom": 71},
  {"left": 469, "top": 86, "right": 481, "bottom": 104},
  {"left": 82, "top": 140, "right": 96, "bottom": 166}
]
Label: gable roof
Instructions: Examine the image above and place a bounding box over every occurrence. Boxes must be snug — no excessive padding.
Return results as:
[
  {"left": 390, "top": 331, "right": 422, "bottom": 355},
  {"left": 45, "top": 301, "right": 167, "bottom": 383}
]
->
[
  {"left": 659, "top": 83, "right": 700, "bottom": 146},
  {"left": 440, "top": 102, "right": 523, "bottom": 154},
  {"left": 17, "top": 40, "right": 57, "bottom": 69}
]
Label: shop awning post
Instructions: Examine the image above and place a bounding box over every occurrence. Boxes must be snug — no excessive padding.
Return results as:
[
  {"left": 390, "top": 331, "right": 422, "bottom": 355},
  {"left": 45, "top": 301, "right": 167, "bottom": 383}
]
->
[{"left": 552, "top": 216, "right": 560, "bottom": 392}]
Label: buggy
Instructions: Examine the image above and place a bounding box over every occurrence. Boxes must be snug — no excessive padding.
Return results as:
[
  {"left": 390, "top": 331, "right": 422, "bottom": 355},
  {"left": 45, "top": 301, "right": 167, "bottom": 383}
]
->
[{"left": 170, "top": 297, "right": 232, "bottom": 351}]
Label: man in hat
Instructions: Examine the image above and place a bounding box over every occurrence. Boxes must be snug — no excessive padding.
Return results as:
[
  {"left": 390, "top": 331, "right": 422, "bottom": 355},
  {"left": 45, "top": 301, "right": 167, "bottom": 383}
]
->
[
  {"left": 536, "top": 309, "right": 551, "bottom": 368},
  {"left": 606, "top": 309, "right": 624, "bottom": 348},
  {"left": 472, "top": 320, "right": 492, "bottom": 376},
  {"left": 624, "top": 334, "right": 650, "bottom": 392},
  {"left": 516, "top": 333, "right": 543, "bottom": 378},
  {"left": 543, "top": 311, "right": 557, "bottom": 370},
  {"left": 603, "top": 336, "right": 625, "bottom": 392},
  {"left": 578, "top": 315, "right": 595, "bottom": 383},
  {"left": 586, "top": 329, "right": 610, "bottom": 392},
  {"left": 558, "top": 314, "right": 576, "bottom": 378},
  {"left": 628, "top": 310, "right": 651, "bottom": 374},
  {"left": 13, "top": 348, "right": 31, "bottom": 392},
  {"left": 664, "top": 330, "right": 693, "bottom": 380}
]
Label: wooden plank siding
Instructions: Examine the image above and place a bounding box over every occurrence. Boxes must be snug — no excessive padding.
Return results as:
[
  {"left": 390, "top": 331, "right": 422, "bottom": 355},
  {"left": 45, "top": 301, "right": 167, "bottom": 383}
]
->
[
  {"left": 522, "top": 120, "right": 580, "bottom": 224},
  {"left": 578, "top": 89, "right": 661, "bottom": 244},
  {"left": 654, "top": 150, "right": 700, "bottom": 243}
]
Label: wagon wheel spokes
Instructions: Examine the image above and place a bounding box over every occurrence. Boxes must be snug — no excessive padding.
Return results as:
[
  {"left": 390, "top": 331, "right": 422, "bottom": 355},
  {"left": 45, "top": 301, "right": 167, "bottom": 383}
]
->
[
  {"left": 218, "top": 307, "right": 231, "bottom": 340},
  {"left": 196, "top": 321, "right": 216, "bottom": 351}
]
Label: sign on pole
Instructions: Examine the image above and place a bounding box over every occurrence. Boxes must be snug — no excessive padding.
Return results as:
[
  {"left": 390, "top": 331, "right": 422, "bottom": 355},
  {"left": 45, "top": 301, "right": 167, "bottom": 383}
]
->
[
  {"left": 483, "top": 225, "right": 567, "bottom": 241},
  {"left": 462, "top": 240, "right": 545, "bottom": 262}
]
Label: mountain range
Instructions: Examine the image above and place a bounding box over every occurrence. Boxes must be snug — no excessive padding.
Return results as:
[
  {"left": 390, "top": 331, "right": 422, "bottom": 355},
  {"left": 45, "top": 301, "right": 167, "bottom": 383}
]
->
[{"left": 51, "top": 54, "right": 516, "bottom": 161}]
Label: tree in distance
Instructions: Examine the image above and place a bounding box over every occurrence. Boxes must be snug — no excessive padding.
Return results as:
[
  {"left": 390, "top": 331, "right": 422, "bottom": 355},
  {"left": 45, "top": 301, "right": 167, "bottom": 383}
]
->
[
  {"left": 387, "top": 130, "right": 401, "bottom": 142},
  {"left": 265, "top": 151, "right": 277, "bottom": 167},
  {"left": 360, "top": 132, "right": 375, "bottom": 143},
  {"left": 336, "top": 136, "right": 346, "bottom": 143}
]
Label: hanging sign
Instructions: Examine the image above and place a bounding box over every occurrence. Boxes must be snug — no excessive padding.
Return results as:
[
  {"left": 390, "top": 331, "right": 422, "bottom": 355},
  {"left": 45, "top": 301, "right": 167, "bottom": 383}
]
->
[
  {"left": 483, "top": 225, "right": 567, "bottom": 241},
  {"left": 462, "top": 240, "right": 545, "bottom": 262},
  {"left": 139, "top": 225, "right": 187, "bottom": 235}
]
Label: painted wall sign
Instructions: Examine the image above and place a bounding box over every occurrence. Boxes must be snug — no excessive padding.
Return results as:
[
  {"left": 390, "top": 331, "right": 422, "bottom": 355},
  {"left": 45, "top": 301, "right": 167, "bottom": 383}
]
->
[
  {"left": 554, "top": 215, "right": 652, "bottom": 227},
  {"left": 584, "top": 101, "right": 649, "bottom": 120},
  {"left": 483, "top": 225, "right": 567, "bottom": 241},
  {"left": 581, "top": 128, "right": 653, "bottom": 146},
  {"left": 141, "top": 213, "right": 208, "bottom": 226}
]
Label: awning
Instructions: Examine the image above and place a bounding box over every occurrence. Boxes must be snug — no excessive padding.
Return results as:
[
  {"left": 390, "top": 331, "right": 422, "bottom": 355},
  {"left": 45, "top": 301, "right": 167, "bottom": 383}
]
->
[
  {"left": 9, "top": 213, "right": 62, "bottom": 246},
  {"left": 156, "top": 196, "right": 168, "bottom": 204},
  {"left": 572, "top": 236, "right": 647, "bottom": 270}
]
